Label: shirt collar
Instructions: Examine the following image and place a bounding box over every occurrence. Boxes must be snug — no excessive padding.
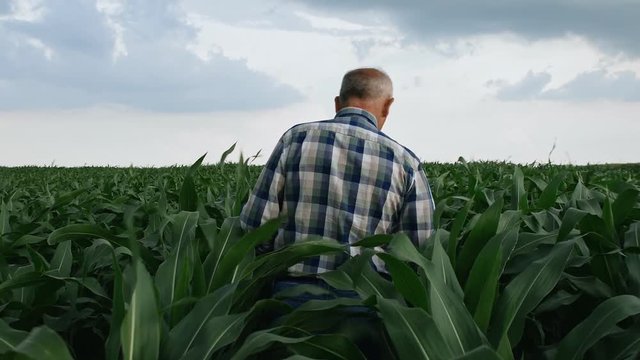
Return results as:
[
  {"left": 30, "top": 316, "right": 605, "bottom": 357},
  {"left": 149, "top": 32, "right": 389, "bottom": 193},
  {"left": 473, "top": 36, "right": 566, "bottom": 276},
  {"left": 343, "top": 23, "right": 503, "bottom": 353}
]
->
[{"left": 335, "top": 107, "right": 379, "bottom": 129}]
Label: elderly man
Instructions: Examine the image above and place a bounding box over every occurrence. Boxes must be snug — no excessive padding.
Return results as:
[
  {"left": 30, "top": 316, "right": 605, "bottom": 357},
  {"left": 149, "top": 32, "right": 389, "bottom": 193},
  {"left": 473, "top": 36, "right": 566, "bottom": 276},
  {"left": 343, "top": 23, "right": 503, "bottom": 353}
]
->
[{"left": 240, "top": 67, "right": 434, "bottom": 277}]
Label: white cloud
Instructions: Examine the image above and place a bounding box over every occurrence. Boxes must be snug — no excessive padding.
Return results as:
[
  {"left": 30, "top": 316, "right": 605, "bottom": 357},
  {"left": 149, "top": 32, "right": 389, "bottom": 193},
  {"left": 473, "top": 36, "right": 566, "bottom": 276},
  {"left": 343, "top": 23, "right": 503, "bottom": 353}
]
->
[
  {"left": 1, "top": 0, "right": 639, "bottom": 166},
  {"left": 0, "top": 0, "right": 302, "bottom": 111},
  {"left": 494, "top": 69, "right": 640, "bottom": 102}
]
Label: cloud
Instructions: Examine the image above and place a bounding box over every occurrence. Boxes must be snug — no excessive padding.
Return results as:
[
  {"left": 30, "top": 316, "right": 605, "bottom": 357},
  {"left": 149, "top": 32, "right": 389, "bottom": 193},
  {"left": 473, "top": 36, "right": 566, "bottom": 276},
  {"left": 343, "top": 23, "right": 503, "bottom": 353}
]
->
[
  {"left": 544, "top": 70, "right": 640, "bottom": 102},
  {"left": 295, "top": 0, "right": 640, "bottom": 57},
  {"left": 182, "top": 0, "right": 311, "bottom": 30},
  {"left": 494, "top": 69, "right": 640, "bottom": 102},
  {"left": 0, "top": 0, "right": 303, "bottom": 112},
  {"left": 495, "top": 71, "right": 552, "bottom": 100},
  {"left": 0, "top": 2, "right": 11, "bottom": 15}
]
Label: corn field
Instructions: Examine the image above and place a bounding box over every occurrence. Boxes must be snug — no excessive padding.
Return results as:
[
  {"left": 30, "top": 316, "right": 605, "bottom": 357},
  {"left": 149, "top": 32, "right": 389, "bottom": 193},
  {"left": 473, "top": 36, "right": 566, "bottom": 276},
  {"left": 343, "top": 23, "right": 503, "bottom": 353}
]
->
[{"left": 1, "top": 146, "right": 639, "bottom": 360}]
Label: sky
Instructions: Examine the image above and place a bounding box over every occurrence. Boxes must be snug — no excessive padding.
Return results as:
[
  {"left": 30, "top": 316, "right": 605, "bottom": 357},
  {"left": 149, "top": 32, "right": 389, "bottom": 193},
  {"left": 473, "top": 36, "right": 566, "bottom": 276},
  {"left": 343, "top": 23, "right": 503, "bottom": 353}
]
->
[{"left": 1, "top": 0, "right": 639, "bottom": 166}]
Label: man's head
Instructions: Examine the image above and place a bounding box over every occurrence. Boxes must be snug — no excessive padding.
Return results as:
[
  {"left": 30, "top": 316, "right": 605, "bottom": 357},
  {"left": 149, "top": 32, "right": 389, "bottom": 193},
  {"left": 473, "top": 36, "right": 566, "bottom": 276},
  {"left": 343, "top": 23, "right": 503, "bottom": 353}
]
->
[{"left": 335, "top": 68, "right": 394, "bottom": 130}]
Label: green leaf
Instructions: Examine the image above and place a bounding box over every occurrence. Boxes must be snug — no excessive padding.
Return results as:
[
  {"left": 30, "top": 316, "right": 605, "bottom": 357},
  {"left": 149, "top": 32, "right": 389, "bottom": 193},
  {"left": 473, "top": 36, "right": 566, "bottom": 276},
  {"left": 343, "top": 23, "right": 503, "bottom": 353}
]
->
[
  {"left": 602, "top": 195, "right": 618, "bottom": 242},
  {"left": 352, "top": 234, "right": 393, "bottom": 248},
  {"left": 341, "top": 251, "right": 398, "bottom": 300},
  {"left": 106, "top": 251, "right": 125, "bottom": 360},
  {"left": 457, "top": 197, "right": 504, "bottom": 280},
  {"left": 273, "top": 283, "right": 333, "bottom": 302},
  {"left": 432, "top": 238, "right": 464, "bottom": 298},
  {"left": 555, "top": 295, "right": 640, "bottom": 360},
  {"left": 589, "top": 325, "right": 640, "bottom": 360},
  {"left": 47, "top": 224, "right": 155, "bottom": 265},
  {"left": 231, "top": 327, "right": 312, "bottom": 360},
  {"left": 535, "top": 290, "right": 580, "bottom": 314},
  {"left": 0, "top": 201, "right": 10, "bottom": 238},
  {"left": 179, "top": 153, "right": 207, "bottom": 211},
  {"left": 564, "top": 274, "right": 614, "bottom": 299},
  {"left": 288, "top": 334, "right": 367, "bottom": 360},
  {"left": 234, "top": 239, "right": 346, "bottom": 311},
  {"left": 179, "top": 176, "right": 198, "bottom": 212},
  {"left": 204, "top": 217, "right": 243, "bottom": 293},
  {"left": 465, "top": 228, "right": 519, "bottom": 332},
  {"left": 512, "top": 231, "right": 557, "bottom": 256},
  {"left": 26, "top": 246, "right": 49, "bottom": 273},
  {"left": 199, "top": 218, "right": 217, "bottom": 251},
  {"left": 47, "top": 224, "right": 122, "bottom": 246},
  {"left": 452, "top": 345, "right": 503, "bottom": 360},
  {"left": 0, "top": 271, "right": 48, "bottom": 296},
  {"left": 536, "top": 173, "right": 565, "bottom": 209},
  {"left": 0, "top": 319, "right": 27, "bottom": 354},
  {"left": 208, "top": 217, "right": 281, "bottom": 291},
  {"left": 241, "top": 239, "right": 346, "bottom": 281},
  {"left": 625, "top": 222, "right": 640, "bottom": 249},
  {"left": 11, "top": 235, "right": 46, "bottom": 248},
  {"left": 449, "top": 199, "right": 474, "bottom": 266},
  {"left": 282, "top": 298, "right": 366, "bottom": 334},
  {"left": 511, "top": 167, "right": 527, "bottom": 211},
  {"left": 570, "top": 179, "right": 591, "bottom": 204},
  {"left": 219, "top": 143, "right": 236, "bottom": 164},
  {"left": 191, "top": 250, "right": 206, "bottom": 298},
  {"left": 612, "top": 188, "right": 638, "bottom": 228},
  {"left": 42, "top": 275, "right": 109, "bottom": 299},
  {"left": 318, "top": 269, "right": 354, "bottom": 291},
  {"left": 47, "top": 240, "right": 72, "bottom": 277},
  {"left": 155, "top": 211, "right": 199, "bottom": 324},
  {"left": 377, "top": 253, "right": 428, "bottom": 310},
  {"left": 557, "top": 208, "right": 588, "bottom": 242},
  {"left": 625, "top": 223, "right": 640, "bottom": 292},
  {"left": 377, "top": 297, "right": 453, "bottom": 360},
  {"left": 13, "top": 326, "right": 73, "bottom": 360},
  {"left": 489, "top": 241, "right": 574, "bottom": 351},
  {"left": 388, "top": 234, "right": 486, "bottom": 356},
  {"left": 163, "top": 283, "right": 237, "bottom": 360},
  {"left": 121, "top": 261, "right": 161, "bottom": 360},
  {"left": 182, "top": 313, "right": 248, "bottom": 360}
]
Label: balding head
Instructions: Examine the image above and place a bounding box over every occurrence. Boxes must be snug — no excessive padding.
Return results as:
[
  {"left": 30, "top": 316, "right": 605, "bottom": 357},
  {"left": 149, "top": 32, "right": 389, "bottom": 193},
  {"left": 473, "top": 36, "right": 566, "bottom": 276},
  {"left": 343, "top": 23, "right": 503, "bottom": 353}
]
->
[
  {"left": 339, "top": 68, "right": 393, "bottom": 103},
  {"left": 335, "top": 68, "right": 394, "bottom": 130}
]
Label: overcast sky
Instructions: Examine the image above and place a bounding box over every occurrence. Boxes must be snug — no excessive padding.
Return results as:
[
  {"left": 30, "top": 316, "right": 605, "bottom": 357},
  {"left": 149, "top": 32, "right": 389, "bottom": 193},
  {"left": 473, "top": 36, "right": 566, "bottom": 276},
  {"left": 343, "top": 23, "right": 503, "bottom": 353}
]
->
[{"left": 1, "top": 0, "right": 639, "bottom": 166}]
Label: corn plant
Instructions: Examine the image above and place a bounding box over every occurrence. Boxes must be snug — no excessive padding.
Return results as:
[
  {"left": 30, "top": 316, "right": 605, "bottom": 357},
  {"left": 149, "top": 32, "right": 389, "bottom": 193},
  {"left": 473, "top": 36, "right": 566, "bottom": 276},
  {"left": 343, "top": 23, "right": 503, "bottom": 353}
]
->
[{"left": 1, "top": 149, "right": 639, "bottom": 359}]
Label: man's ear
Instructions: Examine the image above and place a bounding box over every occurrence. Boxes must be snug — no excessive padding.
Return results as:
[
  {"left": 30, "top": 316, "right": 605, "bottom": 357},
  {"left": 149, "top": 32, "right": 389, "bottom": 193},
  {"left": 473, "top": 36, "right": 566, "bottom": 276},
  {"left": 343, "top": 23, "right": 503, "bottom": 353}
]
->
[
  {"left": 382, "top": 97, "right": 394, "bottom": 118},
  {"left": 334, "top": 96, "right": 342, "bottom": 113}
]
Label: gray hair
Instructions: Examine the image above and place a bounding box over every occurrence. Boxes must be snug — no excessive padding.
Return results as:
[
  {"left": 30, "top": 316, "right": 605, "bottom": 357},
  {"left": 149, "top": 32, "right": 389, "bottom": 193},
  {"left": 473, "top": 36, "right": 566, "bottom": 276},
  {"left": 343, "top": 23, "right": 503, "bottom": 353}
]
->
[{"left": 339, "top": 68, "right": 393, "bottom": 103}]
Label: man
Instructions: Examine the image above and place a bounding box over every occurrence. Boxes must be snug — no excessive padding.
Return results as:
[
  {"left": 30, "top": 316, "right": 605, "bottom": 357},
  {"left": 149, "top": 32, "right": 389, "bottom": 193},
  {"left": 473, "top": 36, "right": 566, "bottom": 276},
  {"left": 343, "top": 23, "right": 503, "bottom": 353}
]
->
[{"left": 240, "top": 67, "right": 434, "bottom": 276}]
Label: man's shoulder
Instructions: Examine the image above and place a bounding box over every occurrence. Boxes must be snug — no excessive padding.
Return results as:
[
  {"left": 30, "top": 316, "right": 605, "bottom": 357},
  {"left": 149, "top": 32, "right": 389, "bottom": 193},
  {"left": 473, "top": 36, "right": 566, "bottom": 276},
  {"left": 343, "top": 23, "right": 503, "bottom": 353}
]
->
[
  {"left": 376, "top": 132, "right": 423, "bottom": 169},
  {"left": 280, "top": 118, "right": 423, "bottom": 169},
  {"left": 279, "top": 118, "right": 342, "bottom": 143}
]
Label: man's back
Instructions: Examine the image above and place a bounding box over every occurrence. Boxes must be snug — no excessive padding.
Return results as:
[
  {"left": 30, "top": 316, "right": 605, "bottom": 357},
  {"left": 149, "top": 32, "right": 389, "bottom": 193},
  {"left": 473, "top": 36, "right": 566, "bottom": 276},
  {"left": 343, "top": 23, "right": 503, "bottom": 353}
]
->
[{"left": 240, "top": 107, "right": 434, "bottom": 273}]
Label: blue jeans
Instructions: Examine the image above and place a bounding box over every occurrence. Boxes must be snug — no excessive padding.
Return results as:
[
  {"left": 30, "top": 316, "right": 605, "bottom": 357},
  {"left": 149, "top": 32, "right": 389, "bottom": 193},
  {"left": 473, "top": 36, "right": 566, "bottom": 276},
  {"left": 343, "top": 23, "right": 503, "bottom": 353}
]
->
[{"left": 271, "top": 276, "right": 394, "bottom": 360}]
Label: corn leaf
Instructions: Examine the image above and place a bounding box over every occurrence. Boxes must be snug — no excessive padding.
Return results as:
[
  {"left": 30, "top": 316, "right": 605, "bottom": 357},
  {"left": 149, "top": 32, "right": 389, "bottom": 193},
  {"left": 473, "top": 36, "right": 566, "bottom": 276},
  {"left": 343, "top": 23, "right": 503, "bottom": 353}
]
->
[
  {"left": 489, "top": 241, "right": 574, "bottom": 352},
  {"left": 555, "top": 295, "right": 640, "bottom": 360},
  {"left": 121, "top": 261, "right": 161, "bottom": 360},
  {"left": 377, "top": 297, "right": 453, "bottom": 360}
]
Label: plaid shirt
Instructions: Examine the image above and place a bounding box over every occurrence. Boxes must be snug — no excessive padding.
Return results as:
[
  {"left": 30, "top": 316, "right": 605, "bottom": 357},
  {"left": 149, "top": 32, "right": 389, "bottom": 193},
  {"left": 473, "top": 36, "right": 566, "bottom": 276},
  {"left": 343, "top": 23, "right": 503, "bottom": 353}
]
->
[{"left": 240, "top": 107, "right": 434, "bottom": 274}]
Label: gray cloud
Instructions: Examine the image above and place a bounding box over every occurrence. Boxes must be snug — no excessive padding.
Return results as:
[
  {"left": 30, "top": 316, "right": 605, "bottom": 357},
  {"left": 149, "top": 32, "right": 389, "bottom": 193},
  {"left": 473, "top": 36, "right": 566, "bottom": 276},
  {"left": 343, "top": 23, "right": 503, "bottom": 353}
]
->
[
  {"left": 182, "top": 0, "right": 311, "bottom": 30},
  {"left": 0, "top": 2, "right": 11, "bottom": 14},
  {"left": 544, "top": 70, "right": 640, "bottom": 102},
  {"left": 494, "top": 70, "right": 640, "bottom": 102},
  {"left": 0, "top": 0, "right": 303, "bottom": 112},
  {"left": 495, "top": 71, "right": 551, "bottom": 101},
  {"left": 295, "top": 0, "right": 640, "bottom": 56}
]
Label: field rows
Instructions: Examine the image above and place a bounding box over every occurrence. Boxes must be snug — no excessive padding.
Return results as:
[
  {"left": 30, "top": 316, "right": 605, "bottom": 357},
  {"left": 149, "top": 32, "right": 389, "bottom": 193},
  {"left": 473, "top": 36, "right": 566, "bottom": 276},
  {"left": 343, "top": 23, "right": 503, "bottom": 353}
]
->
[{"left": 1, "top": 153, "right": 639, "bottom": 359}]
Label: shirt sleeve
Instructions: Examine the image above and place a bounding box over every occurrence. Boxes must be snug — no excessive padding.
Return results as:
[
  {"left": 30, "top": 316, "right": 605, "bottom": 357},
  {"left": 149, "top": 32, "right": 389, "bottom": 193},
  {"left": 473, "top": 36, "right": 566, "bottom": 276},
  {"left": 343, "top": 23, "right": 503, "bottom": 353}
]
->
[
  {"left": 240, "top": 137, "right": 287, "bottom": 233},
  {"left": 397, "top": 166, "right": 435, "bottom": 248}
]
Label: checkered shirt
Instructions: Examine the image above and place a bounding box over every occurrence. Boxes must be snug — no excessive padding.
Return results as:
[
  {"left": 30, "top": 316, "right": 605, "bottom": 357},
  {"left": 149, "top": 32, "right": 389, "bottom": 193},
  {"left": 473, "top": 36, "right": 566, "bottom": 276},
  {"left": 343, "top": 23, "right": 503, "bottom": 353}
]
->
[{"left": 240, "top": 107, "right": 434, "bottom": 274}]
